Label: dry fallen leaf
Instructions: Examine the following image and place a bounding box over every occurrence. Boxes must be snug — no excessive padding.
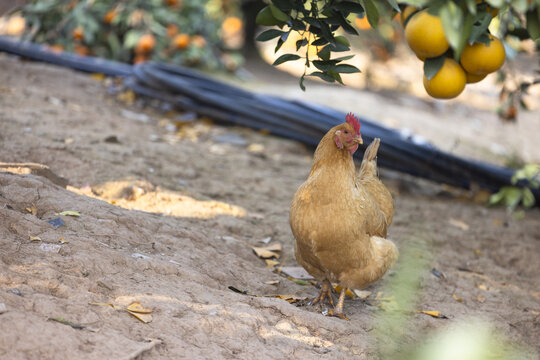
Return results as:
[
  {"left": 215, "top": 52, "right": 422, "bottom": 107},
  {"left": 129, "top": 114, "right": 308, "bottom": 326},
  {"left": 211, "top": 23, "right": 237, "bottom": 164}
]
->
[
  {"left": 127, "top": 311, "right": 153, "bottom": 323},
  {"left": 247, "top": 143, "right": 265, "bottom": 153},
  {"left": 127, "top": 302, "right": 153, "bottom": 314},
  {"left": 280, "top": 266, "right": 314, "bottom": 280},
  {"left": 265, "top": 280, "right": 279, "bottom": 285},
  {"left": 265, "top": 259, "right": 280, "bottom": 268},
  {"left": 474, "top": 249, "right": 482, "bottom": 256},
  {"left": 29, "top": 235, "right": 41, "bottom": 242},
  {"left": 55, "top": 210, "right": 81, "bottom": 217},
  {"left": 448, "top": 218, "right": 469, "bottom": 231},
  {"left": 274, "top": 295, "right": 308, "bottom": 304},
  {"left": 252, "top": 243, "right": 282, "bottom": 259},
  {"left": 353, "top": 290, "right": 372, "bottom": 299},
  {"left": 26, "top": 204, "right": 37, "bottom": 215},
  {"left": 89, "top": 302, "right": 153, "bottom": 323},
  {"left": 477, "top": 283, "right": 488, "bottom": 291},
  {"left": 89, "top": 302, "right": 122, "bottom": 310},
  {"left": 477, "top": 294, "right": 486, "bottom": 303},
  {"left": 419, "top": 310, "right": 448, "bottom": 319},
  {"left": 453, "top": 293, "right": 463, "bottom": 302}
]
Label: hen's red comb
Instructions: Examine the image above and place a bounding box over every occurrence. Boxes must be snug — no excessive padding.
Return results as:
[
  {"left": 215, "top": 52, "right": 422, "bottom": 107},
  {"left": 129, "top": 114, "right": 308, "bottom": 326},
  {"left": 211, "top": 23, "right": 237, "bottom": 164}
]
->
[{"left": 345, "top": 112, "right": 361, "bottom": 136}]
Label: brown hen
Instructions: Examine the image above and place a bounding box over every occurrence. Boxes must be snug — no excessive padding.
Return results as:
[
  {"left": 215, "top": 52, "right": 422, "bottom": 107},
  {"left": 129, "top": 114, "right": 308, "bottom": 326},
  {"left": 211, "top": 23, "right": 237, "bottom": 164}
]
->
[{"left": 290, "top": 113, "right": 398, "bottom": 319}]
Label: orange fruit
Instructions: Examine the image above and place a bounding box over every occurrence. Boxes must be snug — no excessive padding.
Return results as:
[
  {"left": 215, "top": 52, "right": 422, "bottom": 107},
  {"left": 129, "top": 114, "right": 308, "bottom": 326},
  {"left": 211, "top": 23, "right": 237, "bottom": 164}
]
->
[
  {"left": 73, "top": 27, "right": 84, "bottom": 40},
  {"left": 465, "top": 72, "right": 487, "bottom": 83},
  {"left": 6, "top": 16, "right": 26, "bottom": 36},
  {"left": 74, "top": 44, "right": 89, "bottom": 56},
  {"left": 222, "top": 17, "right": 243, "bottom": 34},
  {"left": 460, "top": 35, "right": 505, "bottom": 75},
  {"left": 133, "top": 54, "right": 149, "bottom": 64},
  {"left": 355, "top": 16, "right": 371, "bottom": 30},
  {"left": 166, "top": 0, "right": 179, "bottom": 6},
  {"left": 400, "top": 6, "right": 418, "bottom": 26},
  {"left": 104, "top": 10, "right": 116, "bottom": 24},
  {"left": 405, "top": 9, "right": 449, "bottom": 59},
  {"left": 423, "top": 58, "right": 466, "bottom": 99},
  {"left": 49, "top": 44, "right": 64, "bottom": 53},
  {"left": 135, "top": 34, "right": 156, "bottom": 54},
  {"left": 172, "top": 33, "right": 190, "bottom": 49},
  {"left": 167, "top": 24, "right": 179, "bottom": 38},
  {"left": 191, "top": 35, "right": 206, "bottom": 48}
]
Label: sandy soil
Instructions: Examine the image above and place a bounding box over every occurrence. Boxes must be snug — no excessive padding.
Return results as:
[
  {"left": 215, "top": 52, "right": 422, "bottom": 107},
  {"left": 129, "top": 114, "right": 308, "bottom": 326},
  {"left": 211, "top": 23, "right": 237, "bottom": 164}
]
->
[{"left": 0, "top": 55, "right": 539, "bottom": 359}]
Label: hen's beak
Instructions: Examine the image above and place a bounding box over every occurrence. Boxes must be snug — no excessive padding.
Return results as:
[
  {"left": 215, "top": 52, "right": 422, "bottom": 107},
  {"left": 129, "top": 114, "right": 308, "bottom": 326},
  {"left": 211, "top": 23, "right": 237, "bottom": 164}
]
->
[{"left": 354, "top": 137, "right": 363, "bottom": 145}]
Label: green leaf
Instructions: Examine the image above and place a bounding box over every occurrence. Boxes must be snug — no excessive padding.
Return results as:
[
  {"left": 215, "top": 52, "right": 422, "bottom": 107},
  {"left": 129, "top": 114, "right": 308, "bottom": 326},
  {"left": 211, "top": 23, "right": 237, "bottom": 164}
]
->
[
  {"left": 124, "top": 30, "right": 142, "bottom": 49},
  {"left": 505, "top": 187, "right": 523, "bottom": 211},
  {"left": 331, "top": 1, "right": 365, "bottom": 14},
  {"left": 335, "top": 64, "right": 361, "bottom": 73},
  {"left": 439, "top": 1, "right": 464, "bottom": 52},
  {"left": 386, "top": 0, "right": 400, "bottom": 13},
  {"left": 308, "top": 71, "right": 335, "bottom": 82},
  {"left": 299, "top": 74, "right": 306, "bottom": 91},
  {"left": 360, "top": 0, "right": 380, "bottom": 29},
  {"left": 269, "top": 4, "right": 290, "bottom": 22},
  {"left": 333, "top": 55, "right": 355, "bottom": 62},
  {"left": 317, "top": 46, "right": 331, "bottom": 61},
  {"left": 319, "top": 21, "right": 335, "bottom": 44},
  {"left": 272, "top": 53, "right": 301, "bottom": 66},
  {"left": 313, "top": 60, "right": 337, "bottom": 72},
  {"left": 256, "top": 6, "right": 284, "bottom": 26},
  {"left": 423, "top": 56, "right": 445, "bottom": 80},
  {"left": 469, "top": 12, "right": 492, "bottom": 45},
  {"left": 522, "top": 188, "right": 536, "bottom": 208},
  {"left": 311, "top": 37, "right": 329, "bottom": 46},
  {"left": 464, "top": 0, "right": 477, "bottom": 15},
  {"left": 488, "top": 187, "right": 508, "bottom": 206},
  {"left": 272, "top": 0, "right": 293, "bottom": 12},
  {"left": 526, "top": 8, "right": 540, "bottom": 41},
  {"left": 335, "top": 35, "right": 350, "bottom": 47},
  {"left": 338, "top": 17, "right": 359, "bottom": 35},
  {"left": 296, "top": 38, "right": 308, "bottom": 51},
  {"left": 274, "top": 37, "right": 285, "bottom": 53},
  {"left": 327, "top": 70, "right": 344, "bottom": 85},
  {"left": 256, "top": 29, "right": 285, "bottom": 42},
  {"left": 455, "top": 14, "right": 473, "bottom": 59}
]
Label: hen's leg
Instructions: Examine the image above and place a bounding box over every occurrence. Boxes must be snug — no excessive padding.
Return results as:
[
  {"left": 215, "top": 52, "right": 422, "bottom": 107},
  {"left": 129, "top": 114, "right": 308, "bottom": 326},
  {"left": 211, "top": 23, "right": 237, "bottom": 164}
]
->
[
  {"left": 308, "top": 279, "right": 335, "bottom": 307},
  {"left": 327, "top": 287, "right": 349, "bottom": 320}
]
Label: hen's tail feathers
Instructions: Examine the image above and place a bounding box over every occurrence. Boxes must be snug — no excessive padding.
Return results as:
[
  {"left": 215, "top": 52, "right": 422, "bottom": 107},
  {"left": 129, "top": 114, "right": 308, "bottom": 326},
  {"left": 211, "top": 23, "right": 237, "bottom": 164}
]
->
[
  {"left": 363, "top": 138, "right": 380, "bottom": 163},
  {"left": 358, "top": 138, "right": 381, "bottom": 179}
]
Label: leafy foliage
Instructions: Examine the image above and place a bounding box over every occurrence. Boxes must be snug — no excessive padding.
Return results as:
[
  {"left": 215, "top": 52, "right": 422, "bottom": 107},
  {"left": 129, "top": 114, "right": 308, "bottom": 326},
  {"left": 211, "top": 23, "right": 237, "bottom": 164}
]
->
[
  {"left": 489, "top": 164, "right": 540, "bottom": 211},
  {"left": 257, "top": 0, "right": 540, "bottom": 90},
  {"left": 19, "top": 0, "right": 242, "bottom": 71}
]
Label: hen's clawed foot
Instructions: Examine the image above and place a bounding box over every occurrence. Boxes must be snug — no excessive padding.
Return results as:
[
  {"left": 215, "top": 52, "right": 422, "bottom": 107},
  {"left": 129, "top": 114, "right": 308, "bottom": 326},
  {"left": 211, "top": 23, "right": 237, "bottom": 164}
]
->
[
  {"left": 308, "top": 279, "right": 335, "bottom": 308},
  {"left": 325, "top": 308, "right": 349, "bottom": 320},
  {"left": 325, "top": 286, "right": 349, "bottom": 320}
]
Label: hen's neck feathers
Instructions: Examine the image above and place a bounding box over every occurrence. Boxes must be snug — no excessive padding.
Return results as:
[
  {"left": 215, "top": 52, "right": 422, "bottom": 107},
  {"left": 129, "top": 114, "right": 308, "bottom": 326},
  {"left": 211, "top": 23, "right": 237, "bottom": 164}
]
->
[{"left": 310, "top": 128, "right": 355, "bottom": 180}]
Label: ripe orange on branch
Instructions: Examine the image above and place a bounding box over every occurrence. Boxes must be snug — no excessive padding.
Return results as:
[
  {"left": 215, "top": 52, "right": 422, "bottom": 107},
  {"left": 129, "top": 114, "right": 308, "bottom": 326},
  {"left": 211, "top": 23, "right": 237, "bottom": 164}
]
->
[
  {"left": 460, "top": 35, "right": 505, "bottom": 75},
  {"left": 405, "top": 10, "right": 449, "bottom": 59},
  {"left": 73, "top": 27, "right": 84, "bottom": 40},
  {"left": 423, "top": 58, "right": 466, "bottom": 99},
  {"left": 135, "top": 34, "right": 156, "bottom": 54},
  {"left": 172, "top": 34, "right": 190, "bottom": 49}
]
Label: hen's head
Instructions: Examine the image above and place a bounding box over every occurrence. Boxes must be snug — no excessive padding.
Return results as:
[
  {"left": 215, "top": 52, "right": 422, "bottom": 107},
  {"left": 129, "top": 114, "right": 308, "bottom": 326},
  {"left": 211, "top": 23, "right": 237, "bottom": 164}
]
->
[{"left": 334, "top": 113, "right": 363, "bottom": 154}]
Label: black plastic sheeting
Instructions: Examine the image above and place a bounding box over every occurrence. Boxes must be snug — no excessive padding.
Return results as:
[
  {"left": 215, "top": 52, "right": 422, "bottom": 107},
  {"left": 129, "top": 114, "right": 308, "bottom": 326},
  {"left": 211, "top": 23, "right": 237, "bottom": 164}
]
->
[{"left": 1, "top": 35, "right": 537, "bottom": 202}]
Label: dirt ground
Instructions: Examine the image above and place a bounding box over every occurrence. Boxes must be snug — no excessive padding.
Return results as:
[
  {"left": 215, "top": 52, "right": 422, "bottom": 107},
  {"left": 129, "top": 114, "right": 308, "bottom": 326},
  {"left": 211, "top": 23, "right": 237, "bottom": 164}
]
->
[{"left": 0, "top": 54, "right": 539, "bottom": 359}]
